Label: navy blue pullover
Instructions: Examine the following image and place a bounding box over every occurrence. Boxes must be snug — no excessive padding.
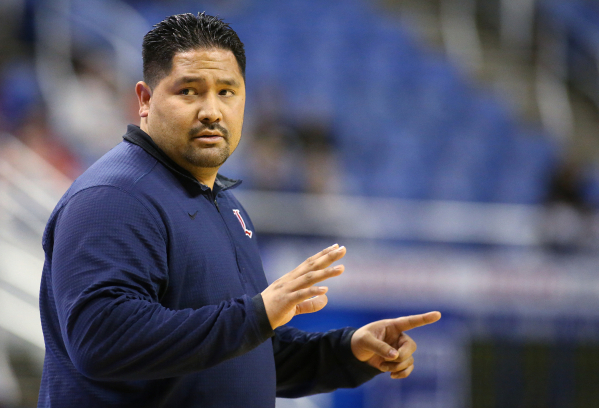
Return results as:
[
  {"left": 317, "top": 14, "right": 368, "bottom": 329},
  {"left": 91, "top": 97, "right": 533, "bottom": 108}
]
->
[{"left": 38, "top": 125, "right": 379, "bottom": 407}]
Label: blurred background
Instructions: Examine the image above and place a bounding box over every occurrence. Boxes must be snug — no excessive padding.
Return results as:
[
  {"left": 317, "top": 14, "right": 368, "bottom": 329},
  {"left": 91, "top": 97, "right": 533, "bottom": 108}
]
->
[{"left": 1, "top": 0, "right": 599, "bottom": 406}]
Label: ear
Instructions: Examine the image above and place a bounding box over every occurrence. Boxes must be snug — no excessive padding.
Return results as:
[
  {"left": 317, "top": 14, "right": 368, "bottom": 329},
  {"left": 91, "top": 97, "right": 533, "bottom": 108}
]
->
[{"left": 135, "top": 81, "right": 152, "bottom": 118}]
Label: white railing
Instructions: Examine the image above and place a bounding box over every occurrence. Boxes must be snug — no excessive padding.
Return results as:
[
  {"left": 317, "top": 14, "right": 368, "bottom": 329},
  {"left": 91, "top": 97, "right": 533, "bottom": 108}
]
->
[
  {"left": 440, "top": 0, "right": 483, "bottom": 74},
  {"left": 235, "top": 190, "right": 543, "bottom": 246},
  {"left": 0, "top": 134, "right": 71, "bottom": 350}
]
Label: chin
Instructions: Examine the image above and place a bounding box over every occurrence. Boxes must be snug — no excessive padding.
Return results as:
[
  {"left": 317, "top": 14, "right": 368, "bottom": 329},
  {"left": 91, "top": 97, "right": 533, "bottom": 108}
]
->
[{"left": 185, "top": 151, "right": 230, "bottom": 169}]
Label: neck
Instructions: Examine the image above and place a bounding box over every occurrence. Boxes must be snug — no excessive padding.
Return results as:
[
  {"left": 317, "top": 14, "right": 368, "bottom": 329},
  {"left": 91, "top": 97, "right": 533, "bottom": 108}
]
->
[{"left": 192, "top": 169, "right": 218, "bottom": 190}]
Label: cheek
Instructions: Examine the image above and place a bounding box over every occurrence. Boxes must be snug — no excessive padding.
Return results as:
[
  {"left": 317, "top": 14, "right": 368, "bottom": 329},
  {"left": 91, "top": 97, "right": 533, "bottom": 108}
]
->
[
  {"left": 230, "top": 103, "right": 245, "bottom": 132},
  {"left": 151, "top": 97, "right": 188, "bottom": 124},
  {"left": 149, "top": 101, "right": 170, "bottom": 127},
  {"left": 147, "top": 101, "right": 188, "bottom": 146},
  {"left": 228, "top": 110, "right": 244, "bottom": 147}
]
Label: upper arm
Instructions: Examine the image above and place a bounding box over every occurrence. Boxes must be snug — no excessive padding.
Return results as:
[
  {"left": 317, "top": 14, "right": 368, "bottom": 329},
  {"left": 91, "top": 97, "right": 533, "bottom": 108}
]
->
[{"left": 51, "top": 186, "right": 168, "bottom": 343}]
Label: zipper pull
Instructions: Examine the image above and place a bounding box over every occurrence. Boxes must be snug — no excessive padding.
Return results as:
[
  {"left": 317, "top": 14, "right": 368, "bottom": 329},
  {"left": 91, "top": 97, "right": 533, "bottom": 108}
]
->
[{"left": 214, "top": 198, "right": 220, "bottom": 212}]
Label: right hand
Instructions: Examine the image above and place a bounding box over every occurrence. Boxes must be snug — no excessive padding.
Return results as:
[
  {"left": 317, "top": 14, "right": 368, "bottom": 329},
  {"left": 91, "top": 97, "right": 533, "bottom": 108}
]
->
[{"left": 261, "top": 244, "right": 346, "bottom": 329}]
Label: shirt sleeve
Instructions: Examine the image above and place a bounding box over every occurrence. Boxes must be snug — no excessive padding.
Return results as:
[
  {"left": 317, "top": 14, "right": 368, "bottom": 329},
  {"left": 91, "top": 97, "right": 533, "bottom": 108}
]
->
[
  {"left": 273, "top": 325, "right": 381, "bottom": 398},
  {"left": 49, "top": 186, "right": 273, "bottom": 381}
]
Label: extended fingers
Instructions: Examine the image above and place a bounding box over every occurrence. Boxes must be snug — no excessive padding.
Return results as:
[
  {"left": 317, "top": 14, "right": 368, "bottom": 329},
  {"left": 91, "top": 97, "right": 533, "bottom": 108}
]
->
[
  {"left": 306, "top": 244, "right": 339, "bottom": 265},
  {"left": 288, "top": 264, "right": 344, "bottom": 291},
  {"left": 308, "top": 245, "right": 345, "bottom": 268},
  {"left": 293, "top": 245, "right": 346, "bottom": 278},
  {"left": 291, "top": 285, "right": 329, "bottom": 306}
]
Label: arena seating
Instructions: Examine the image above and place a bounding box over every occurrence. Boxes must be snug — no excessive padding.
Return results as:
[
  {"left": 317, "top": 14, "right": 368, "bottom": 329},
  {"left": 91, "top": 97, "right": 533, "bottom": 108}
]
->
[
  {"left": 229, "top": 0, "right": 557, "bottom": 203},
  {"left": 94, "top": 0, "right": 562, "bottom": 203}
]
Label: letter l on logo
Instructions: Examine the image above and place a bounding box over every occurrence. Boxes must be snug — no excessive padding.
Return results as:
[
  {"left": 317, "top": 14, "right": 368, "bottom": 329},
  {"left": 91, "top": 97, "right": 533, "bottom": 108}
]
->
[{"left": 232, "top": 209, "right": 253, "bottom": 238}]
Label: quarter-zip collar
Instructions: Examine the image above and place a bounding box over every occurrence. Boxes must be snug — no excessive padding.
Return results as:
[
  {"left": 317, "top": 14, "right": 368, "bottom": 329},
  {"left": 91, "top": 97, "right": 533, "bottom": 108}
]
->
[{"left": 123, "top": 124, "right": 241, "bottom": 195}]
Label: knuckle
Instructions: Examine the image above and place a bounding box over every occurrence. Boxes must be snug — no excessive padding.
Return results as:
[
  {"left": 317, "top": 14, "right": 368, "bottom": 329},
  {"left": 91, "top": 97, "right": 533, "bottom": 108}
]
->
[
  {"left": 396, "top": 351, "right": 408, "bottom": 361},
  {"left": 305, "top": 272, "right": 314, "bottom": 281}
]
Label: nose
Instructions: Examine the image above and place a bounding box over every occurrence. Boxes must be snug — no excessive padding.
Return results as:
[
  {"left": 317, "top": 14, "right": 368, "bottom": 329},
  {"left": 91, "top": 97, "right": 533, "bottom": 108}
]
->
[{"left": 198, "top": 93, "right": 222, "bottom": 124}]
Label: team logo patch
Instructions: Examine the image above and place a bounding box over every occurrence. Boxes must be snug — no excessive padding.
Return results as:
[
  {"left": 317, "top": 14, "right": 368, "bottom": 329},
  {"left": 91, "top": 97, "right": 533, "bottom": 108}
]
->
[{"left": 232, "top": 209, "right": 253, "bottom": 238}]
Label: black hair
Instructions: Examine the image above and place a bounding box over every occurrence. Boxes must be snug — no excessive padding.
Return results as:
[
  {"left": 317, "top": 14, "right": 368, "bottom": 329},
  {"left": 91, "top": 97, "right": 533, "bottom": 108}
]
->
[{"left": 142, "top": 12, "right": 245, "bottom": 88}]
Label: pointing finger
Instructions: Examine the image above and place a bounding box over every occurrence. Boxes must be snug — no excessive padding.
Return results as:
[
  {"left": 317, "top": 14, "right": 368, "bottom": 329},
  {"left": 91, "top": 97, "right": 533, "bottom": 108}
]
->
[{"left": 390, "top": 311, "right": 441, "bottom": 332}]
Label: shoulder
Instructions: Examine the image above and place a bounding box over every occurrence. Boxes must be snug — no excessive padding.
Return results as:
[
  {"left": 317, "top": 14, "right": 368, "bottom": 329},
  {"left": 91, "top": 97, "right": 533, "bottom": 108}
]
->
[
  {"left": 43, "top": 142, "right": 168, "bottom": 245},
  {"left": 60, "top": 140, "right": 185, "bottom": 212},
  {"left": 70, "top": 141, "right": 159, "bottom": 195}
]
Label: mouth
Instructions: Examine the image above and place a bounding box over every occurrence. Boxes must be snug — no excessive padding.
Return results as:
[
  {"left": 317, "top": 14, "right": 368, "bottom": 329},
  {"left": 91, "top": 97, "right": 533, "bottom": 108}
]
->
[
  {"left": 189, "top": 124, "right": 229, "bottom": 144},
  {"left": 192, "top": 132, "right": 225, "bottom": 144},
  {"left": 195, "top": 134, "right": 222, "bottom": 141}
]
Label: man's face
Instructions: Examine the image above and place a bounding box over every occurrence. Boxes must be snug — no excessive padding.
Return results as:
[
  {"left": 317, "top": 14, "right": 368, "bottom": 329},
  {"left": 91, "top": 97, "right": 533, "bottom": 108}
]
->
[{"left": 139, "top": 48, "right": 245, "bottom": 177}]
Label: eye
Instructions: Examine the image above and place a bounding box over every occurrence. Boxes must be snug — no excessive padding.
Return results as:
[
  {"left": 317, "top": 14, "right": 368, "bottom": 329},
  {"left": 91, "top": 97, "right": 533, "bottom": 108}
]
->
[
  {"left": 180, "top": 88, "right": 197, "bottom": 96},
  {"left": 219, "top": 89, "right": 235, "bottom": 97}
]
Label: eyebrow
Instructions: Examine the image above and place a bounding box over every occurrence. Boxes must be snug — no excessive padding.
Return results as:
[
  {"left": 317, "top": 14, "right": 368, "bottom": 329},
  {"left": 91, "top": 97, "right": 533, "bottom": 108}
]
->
[
  {"left": 216, "top": 78, "right": 241, "bottom": 87},
  {"left": 175, "top": 76, "right": 240, "bottom": 87}
]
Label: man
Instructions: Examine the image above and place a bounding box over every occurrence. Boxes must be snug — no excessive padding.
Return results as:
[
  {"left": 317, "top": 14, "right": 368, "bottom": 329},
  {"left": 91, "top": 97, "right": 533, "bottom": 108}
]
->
[{"left": 38, "top": 12, "right": 440, "bottom": 407}]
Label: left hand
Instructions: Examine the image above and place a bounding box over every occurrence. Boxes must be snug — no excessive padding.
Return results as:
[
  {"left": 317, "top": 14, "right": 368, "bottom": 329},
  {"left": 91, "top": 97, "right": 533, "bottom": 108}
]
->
[{"left": 350, "top": 311, "right": 441, "bottom": 379}]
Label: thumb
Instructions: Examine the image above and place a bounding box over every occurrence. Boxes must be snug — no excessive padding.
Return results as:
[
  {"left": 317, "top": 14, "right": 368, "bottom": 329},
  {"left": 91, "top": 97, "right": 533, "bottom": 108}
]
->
[
  {"left": 356, "top": 331, "right": 399, "bottom": 361},
  {"left": 295, "top": 294, "right": 328, "bottom": 315}
]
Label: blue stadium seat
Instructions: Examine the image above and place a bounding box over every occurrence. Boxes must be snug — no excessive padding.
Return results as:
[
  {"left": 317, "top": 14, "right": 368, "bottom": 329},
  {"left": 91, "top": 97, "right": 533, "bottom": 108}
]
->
[
  {"left": 0, "top": 59, "right": 42, "bottom": 128},
  {"left": 492, "top": 131, "right": 557, "bottom": 204},
  {"left": 580, "top": 164, "right": 599, "bottom": 208}
]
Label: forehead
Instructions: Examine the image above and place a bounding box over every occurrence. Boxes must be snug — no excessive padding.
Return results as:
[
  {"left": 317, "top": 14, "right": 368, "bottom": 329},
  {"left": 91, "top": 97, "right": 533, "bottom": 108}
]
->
[{"left": 168, "top": 48, "right": 243, "bottom": 80}]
